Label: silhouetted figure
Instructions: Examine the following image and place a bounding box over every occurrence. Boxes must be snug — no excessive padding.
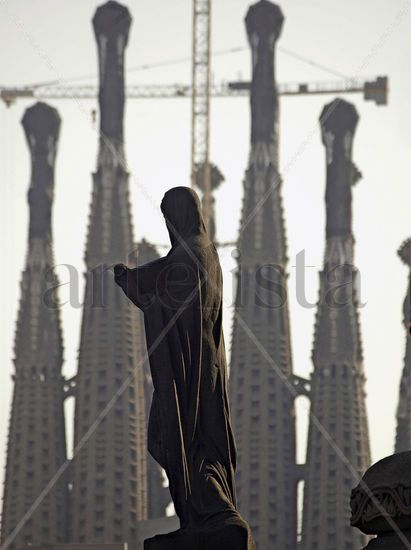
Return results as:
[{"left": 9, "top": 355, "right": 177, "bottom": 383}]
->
[{"left": 114, "top": 187, "right": 254, "bottom": 549}]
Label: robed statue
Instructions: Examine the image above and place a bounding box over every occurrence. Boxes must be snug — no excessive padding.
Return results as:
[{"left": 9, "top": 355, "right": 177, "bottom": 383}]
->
[{"left": 114, "top": 187, "right": 254, "bottom": 549}]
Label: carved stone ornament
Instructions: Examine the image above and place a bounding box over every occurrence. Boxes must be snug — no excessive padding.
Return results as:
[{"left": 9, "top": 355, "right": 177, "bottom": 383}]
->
[{"left": 351, "top": 452, "right": 411, "bottom": 548}]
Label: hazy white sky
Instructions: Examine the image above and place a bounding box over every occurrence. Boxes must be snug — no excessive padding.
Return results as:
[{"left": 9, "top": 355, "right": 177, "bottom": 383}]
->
[{"left": 0, "top": 0, "right": 410, "bottom": 498}]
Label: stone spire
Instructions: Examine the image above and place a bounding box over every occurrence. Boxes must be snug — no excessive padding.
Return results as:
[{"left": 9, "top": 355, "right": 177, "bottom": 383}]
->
[
  {"left": 1, "top": 102, "right": 68, "bottom": 549},
  {"left": 238, "top": 0, "right": 286, "bottom": 266},
  {"left": 229, "top": 2, "right": 298, "bottom": 548},
  {"left": 71, "top": 2, "right": 147, "bottom": 546},
  {"left": 395, "top": 238, "right": 411, "bottom": 452},
  {"left": 85, "top": 0, "right": 134, "bottom": 269},
  {"left": 301, "top": 99, "right": 371, "bottom": 550}
]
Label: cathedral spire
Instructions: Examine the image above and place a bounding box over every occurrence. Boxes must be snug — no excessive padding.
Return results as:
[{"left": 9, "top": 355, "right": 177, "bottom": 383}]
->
[
  {"left": 25, "top": 102, "right": 59, "bottom": 245},
  {"left": 85, "top": 0, "right": 134, "bottom": 269},
  {"left": 71, "top": 2, "right": 147, "bottom": 546},
  {"left": 394, "top": 238, "right": 411, "bottom": 452},
  {"left": 229, "top": 2, "right": 297, "bottom": 548},
  {"left": 1, "top": 102, "right": 68, "bottom": 549},
  {"left": 302, "top": 99, "right": 371, "bottom": 550},
  {"left": 238, "top": 0, "right": 286, "bottom": 266}
]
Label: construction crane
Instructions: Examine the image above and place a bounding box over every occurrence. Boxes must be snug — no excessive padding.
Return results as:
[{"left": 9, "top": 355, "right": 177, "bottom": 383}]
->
[
  {"left": 0, "top": 74, "right": 388, "bottom": 241},
  {"left": 0, "top": 0, "right": 389, "bottom": 239},
  {"left": 0, "top": 76, "right": 388, "bottom": 104},
  {"left": 191, "top": 0, "right": 212, "bottom": 232}
]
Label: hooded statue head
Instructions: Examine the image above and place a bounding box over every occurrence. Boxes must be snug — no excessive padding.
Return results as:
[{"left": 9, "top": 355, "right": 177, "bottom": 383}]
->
[{"left": 160, "top": 186, "right": 208, "bottom": 247}]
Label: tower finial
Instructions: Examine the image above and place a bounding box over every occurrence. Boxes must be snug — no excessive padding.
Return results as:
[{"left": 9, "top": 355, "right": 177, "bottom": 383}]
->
[
  {"left": 320, "top": 98, "right": 360, "bottom": 242},
  {"left": 320, "top": 97, "right": 359, "bottom": 140},
  {"left": 245, "top": 0, "right": 284, "bottom": 145},
  {"left": 93, "top": 1, "right": 132, "bottom": 141},
  {"left": 21, "top": 101, "right": 60, "bottom": 242},
  {"left": 245, "top": 0, "right": 284, "bottom": 43},
  {"left": 93, "top": 1, "right": 131, "bottom": 41}
]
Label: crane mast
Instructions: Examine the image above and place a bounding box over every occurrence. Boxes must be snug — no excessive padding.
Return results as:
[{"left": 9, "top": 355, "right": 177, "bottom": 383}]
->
[{"left": 191, "top": 0, "right": 212, "bottom": 231}]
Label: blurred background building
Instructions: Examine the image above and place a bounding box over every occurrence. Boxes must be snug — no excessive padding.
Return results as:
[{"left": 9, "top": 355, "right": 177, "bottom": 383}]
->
[{"left": 1, "top": 1, "right": 408, "bottom": 550}]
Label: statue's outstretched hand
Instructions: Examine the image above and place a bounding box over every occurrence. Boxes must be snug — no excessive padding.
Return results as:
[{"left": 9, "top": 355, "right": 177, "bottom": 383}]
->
[{"left": 114, "top": 263, "right": 127, "bottom": 278}]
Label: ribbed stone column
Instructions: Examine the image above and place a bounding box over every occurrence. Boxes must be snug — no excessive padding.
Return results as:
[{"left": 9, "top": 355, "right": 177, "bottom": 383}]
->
[
  {"left": 302, "top": 99, "right": 371, "bottom": 550},
  {"left": 1, "top": 102, "right": 68, "bottom": 549},
  {"left": 71, "top": 3, "right": 147, "bottom": 547},
  {"left": 229, "top": 2, "right": 297, "bottom": 548},
  {"left": 395, "top": 239, "right": 411, "bottom": 452}
]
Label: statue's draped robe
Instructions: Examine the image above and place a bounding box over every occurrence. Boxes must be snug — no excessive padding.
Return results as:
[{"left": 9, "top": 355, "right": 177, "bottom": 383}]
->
[{"left": 115, "top": 188, "right": 241, "bottom": 531}]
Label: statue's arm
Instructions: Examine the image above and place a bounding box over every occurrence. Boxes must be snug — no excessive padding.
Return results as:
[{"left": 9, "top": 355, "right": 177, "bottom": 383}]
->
[
  {"left": 114, "top": 258, "right": 166, "bottom": 310},
  {"left": 114, "top": 264, "right": 143, "bottom": 308}
]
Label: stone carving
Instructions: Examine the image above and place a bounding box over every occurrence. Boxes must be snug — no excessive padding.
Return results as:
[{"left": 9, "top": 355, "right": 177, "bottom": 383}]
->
[{"left": 351, "top": 452, "right": 411, "bottom": 548}]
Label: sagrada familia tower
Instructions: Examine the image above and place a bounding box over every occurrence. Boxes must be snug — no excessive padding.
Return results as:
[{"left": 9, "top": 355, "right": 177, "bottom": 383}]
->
[
  {"left": 1, "top": 3, "right": 169, "bottom": 549},
  {"left": 395, "top": 239, "right": 411, "bottom": 452},
  {"left": 70, "top": 1, "right": 148, "bottom": 543},
  {"left": 301, "top": 99, "right": 371, "bottom": 549},
  {"left": 1, "top": 103, "right": 68, "bottom": 548},
  {"left": 1, "top": 2, "right": 397, "bottom": 550},
  {"left": 229, "top": 2, "right": 297, "bottom": 549}
]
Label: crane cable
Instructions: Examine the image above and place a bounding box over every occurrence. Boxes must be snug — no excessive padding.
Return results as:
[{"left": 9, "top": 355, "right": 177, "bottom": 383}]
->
[{"left": 6, "top": 46, "right": 347, "bottom": 91}]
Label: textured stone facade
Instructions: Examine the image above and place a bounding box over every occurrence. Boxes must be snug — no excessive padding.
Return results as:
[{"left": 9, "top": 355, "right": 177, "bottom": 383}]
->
[
  {"left": 1, "top": 103, "right": 68, "bottom": 549},
  {"left": 71, "top": 2, "right": 147, "bottom": 546},
  {"left": 395, "top": 239, "right": 411, "bottom": 453},
  {"left": 228, "top": 2, "right": 297, "bottom": 548},
  {"left": 301, "top": 99, "right": 371, "bottom": 550}
]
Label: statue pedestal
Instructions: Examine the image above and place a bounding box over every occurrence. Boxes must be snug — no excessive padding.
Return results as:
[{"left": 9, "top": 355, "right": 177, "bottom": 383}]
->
[{"left": 144, "top": 518, "right": 255, "bottom": 550}]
